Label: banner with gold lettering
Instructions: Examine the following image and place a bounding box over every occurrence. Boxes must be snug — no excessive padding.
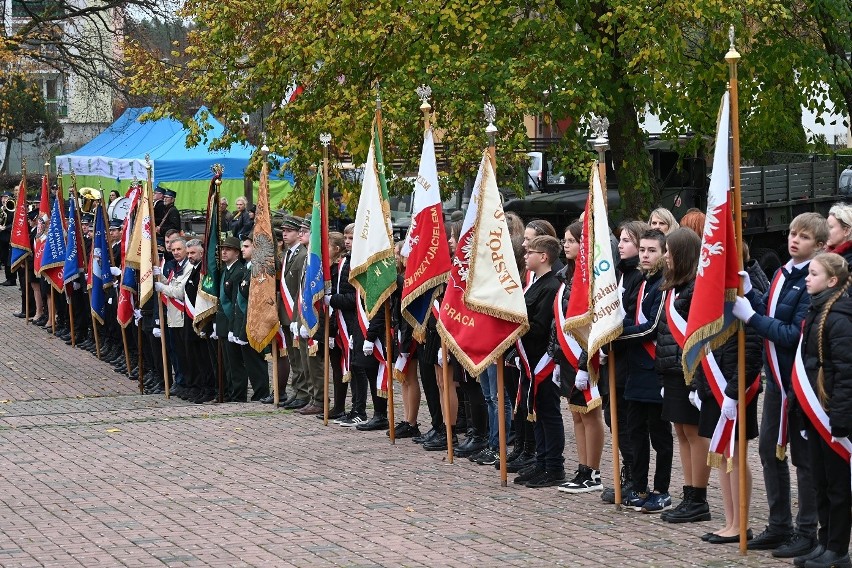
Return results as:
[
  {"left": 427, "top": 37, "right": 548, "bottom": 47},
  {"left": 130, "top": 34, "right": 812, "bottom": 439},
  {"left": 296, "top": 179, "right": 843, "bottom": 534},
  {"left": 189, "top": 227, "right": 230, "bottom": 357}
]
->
[{"left": 437, "top": 151, "right": 529, "bottom": 376}]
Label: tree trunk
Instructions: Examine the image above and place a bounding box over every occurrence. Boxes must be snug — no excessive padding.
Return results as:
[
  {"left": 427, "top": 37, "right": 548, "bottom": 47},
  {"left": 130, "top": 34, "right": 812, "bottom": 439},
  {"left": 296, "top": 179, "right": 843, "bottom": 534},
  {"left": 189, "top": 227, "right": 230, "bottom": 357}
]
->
[{"left": 608, "top": 92, "right": 655, "bottom": 221}]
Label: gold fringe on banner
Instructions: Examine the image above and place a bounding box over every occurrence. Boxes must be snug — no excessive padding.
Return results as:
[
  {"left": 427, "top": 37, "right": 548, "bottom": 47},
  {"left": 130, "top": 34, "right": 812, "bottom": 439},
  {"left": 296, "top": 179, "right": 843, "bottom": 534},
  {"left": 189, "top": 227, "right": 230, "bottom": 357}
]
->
[{"left": 776, "top": 446, "right": 786, "bottom": 460}]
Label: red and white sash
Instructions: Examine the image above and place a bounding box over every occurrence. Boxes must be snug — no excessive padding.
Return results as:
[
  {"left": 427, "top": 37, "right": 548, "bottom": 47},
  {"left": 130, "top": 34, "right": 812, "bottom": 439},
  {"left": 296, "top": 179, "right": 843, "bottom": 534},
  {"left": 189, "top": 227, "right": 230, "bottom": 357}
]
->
[
  {"left": 516, "top": 338, "right": 555, "bottom": 420},
  {"left": 333, "top": 258, "right": 351, "bottom": 381},
  {"left": 357, "top": 294, "right": 389, "bottom": 397},
  {"left": 636, "top": 280, "right": 657, "bottom": 359},
  {"left": 280, "top": 249, "right": 296, "bottom": 321},
  {"left": 791, "top": 335, "right": 852, "bottom": 487},
  {"left": 393, "top": 336, "right": 417, "bottom": 383},
  {"left": 765, "top": 261, "right": 792, "bottom": 459},
  {"left": 554, "top": 282, "right": 601, "bottom": 410}
]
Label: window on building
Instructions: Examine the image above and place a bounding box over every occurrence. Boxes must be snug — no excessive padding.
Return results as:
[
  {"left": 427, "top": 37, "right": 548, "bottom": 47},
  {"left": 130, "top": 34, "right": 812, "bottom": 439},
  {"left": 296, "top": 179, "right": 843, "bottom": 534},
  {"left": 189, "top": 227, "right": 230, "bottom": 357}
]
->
[{"left": 11, "top": 0, "right": 62, "bottom": 18}]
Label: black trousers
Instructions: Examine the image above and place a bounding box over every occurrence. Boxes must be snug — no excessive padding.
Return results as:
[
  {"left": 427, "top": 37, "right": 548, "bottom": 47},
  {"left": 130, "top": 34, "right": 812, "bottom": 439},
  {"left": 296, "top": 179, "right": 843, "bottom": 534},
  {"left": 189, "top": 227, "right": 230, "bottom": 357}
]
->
[
  {"left": 604, "top": 384, "right": 634, "bottom": 468},
  {"left": 329, "top": 345, "right": 347, "bottom": 413},
  {"left": 627, "top": 401, "right": 673, "bottom": 493},
  {"left": 418, "top": 353, "right": 443, "bottom": 430},
  {"left": 533, "top": 377, "right": 565, "bottom": 472},
  {"left": 366, "top": 364, "right": 388, "bottom": 418},
  {"left": 809, "top": 431, "right": 852, "bottom": 555},
  {"left": 350, "top": 365, "right": 369, "bottom": 419},
  {"left": 1, "top": 239, "right": 14, "bottom": 283}
]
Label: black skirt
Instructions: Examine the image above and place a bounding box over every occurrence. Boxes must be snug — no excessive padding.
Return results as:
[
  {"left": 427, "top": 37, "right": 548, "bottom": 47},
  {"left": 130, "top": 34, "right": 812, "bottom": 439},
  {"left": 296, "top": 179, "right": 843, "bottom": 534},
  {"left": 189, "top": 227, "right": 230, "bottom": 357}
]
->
[
  {"left": 698, "top": 393, "right": 759, "bottom": 440},
  {"left": 661, "top": 374, "right": 700, "bottom": 426}
]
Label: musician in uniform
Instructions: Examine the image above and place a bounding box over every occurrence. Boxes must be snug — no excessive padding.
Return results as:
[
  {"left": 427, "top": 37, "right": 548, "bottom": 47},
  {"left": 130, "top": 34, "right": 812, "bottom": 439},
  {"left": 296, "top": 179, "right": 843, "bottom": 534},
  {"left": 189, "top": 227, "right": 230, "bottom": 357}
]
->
[{"left": 0, "top": 191, "right": 16, "bottom": 286}]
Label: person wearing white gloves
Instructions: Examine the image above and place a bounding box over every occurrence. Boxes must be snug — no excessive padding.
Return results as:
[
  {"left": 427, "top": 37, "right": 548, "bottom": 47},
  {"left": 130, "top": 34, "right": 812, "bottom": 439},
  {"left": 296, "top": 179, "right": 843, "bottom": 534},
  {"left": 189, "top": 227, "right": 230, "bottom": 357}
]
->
[
  {"left": 156, "top": 237, "right": 192, "bottom": 398},
  {"left": 294, "top": 215, "right": 326, "bottom": 416},
  {"left": 730, "top": 213, "right": 827, "bottom": 556},
  {"left": 276, "top": 215, "right": 309, "bottom": 410},
  {"left": 214, "top": 235, "right": 247, "bottom": 402}
]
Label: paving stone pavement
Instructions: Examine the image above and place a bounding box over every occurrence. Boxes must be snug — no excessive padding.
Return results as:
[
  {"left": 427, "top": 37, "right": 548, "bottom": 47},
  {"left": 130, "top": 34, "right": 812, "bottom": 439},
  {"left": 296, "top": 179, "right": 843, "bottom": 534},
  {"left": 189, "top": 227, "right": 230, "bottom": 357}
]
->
[{"left": 0, "top": 285, "right": 800, "bottom": 566}]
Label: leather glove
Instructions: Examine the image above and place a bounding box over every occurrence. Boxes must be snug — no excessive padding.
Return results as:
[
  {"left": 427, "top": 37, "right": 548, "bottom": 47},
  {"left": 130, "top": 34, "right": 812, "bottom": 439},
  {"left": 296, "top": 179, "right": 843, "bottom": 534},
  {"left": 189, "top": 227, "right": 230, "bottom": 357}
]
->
[
  {"left": 721, "top": 395, "right": 737, "bottom": 420},
  {"left": 227, "top": 331, "right": 235, "bottom": 343},
  {"left": 234, "top": 337, "right": 248, "bottom": 346},
  {"left": 738, "top": 270, "right": 752, "bottom": 295},
  {"left": 732, "top": 296, "right": 756, "bottom": 323},
  {"left": 575, "top": 370, "right": 589, "bottom": 391},
  {"left": 154, "top": 282, "right": 165, "bottom": 292},
  {"left": 437, "top": 347, "right": 443, "bottom": 366},
  {"left": 363, "top": 340, "right": 374, "bottom": 356},
  {"left": 688, "top": 390, "right": 702, "bottom": 410},
  {"left": 328, "top": 338, "right": 335, "bottom": 350},
  {"left": 152, "top": 266, "right": 162, "bottom": 277},
  {"left": 299, "top": 325, "right": 309, "bottom": 339},
  {"left": 72, "top": 281, "right": 81, "bottom": 290},
  {"left": 289, "top": 321, "right": 299, "bottom": 336},
  {"left": 152, "top": 327, "right": 161, "bottom": 338},
  {"left": 110, "top": 266, "right": 122, "bottom": 277}
]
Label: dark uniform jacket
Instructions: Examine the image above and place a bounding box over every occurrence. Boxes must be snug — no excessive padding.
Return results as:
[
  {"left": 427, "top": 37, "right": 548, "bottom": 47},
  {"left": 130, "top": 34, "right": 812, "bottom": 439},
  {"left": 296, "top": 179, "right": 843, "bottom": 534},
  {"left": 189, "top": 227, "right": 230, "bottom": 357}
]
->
[{"left": 215, "top": 259, "right": 245, "bottom": 336}]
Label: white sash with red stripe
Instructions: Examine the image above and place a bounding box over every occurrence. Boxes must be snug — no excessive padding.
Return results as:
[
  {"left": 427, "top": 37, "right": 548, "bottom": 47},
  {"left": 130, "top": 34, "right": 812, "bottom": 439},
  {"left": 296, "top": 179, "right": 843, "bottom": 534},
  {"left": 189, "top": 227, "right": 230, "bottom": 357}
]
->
[
  {"left": 280, "top": 249, "right": 296, "bottom": 321},
  {"left": 333, "top": 258, "right": 351, "bottom": 381},
  {"left": 553, "top": 283, "right": 601, "bottom": 411},
  {"left": 791, "top": 335, "right": 852, "bottom": 489},
  {"left": 516, "top": 339, "right": 555, "bottom": 420},
  {"left": 357, "top": 295, "right": 389, "bottom": 397},
  {"left": 765, "top": 261, "right": 792, "bottom": 459}
]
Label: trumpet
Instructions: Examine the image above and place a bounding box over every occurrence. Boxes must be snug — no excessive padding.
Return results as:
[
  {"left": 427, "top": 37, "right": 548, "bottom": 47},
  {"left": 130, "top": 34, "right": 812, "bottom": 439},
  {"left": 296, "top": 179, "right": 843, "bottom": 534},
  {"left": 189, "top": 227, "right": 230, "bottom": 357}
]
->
[{"left": 0, "top": 198, "right": 15, "bottom": 228}]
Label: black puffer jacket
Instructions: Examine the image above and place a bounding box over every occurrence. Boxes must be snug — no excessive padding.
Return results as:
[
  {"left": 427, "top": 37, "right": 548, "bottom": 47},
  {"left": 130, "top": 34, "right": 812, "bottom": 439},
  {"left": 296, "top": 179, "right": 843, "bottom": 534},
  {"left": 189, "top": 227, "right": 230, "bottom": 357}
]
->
[
  {"left": 801, "top": 292, "right": 852, "bottom": 437},
  {"left": 547, "top": 266, "right": 579, "bottom": 385},
  {"left": 693, "top": 314, "right": 764, "bottom": 402},
  {"left": 655, "top": 280, "right": 693, "bottom": 381}
]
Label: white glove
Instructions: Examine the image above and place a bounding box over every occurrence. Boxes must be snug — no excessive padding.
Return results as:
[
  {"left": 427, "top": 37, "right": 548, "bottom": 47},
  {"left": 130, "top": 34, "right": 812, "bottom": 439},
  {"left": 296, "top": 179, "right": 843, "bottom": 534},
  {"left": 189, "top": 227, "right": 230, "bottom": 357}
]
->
[
  {"left": 328, "top": 338, "right": 335, "bottom": 350},
  {"left": 599, "top": 349, "right": 608, "bottom": 366},
  {"left": 154, "top": 282, "right": 165, "bottom": 292},
  {"left": 831, "top": 435, "right": 847, "bottom": 444},
  {"left": 107, "top": 297, "right": 113, "bottom": 305},
  {"left": 210, "top": 328, "right": 218, "bottom": 340},
  {"left": 227, "top": 331, "right": 235, "bottom": 343},
  {"left": 552, "top": 364, "right": 561, "bottom": 386},
  {"left": 72, "top": 281, "right": 81, "bottom": 290},
  {"left": 152, "top": 327, "right": 161, "bottom": 338},
  {"left": 299, "top": 325, "right": 309, "bottom": 339},
  {"left": 134, "top": 309, "right": 142, "bottom": 325},
  {"left": 289, "top": 321, "right": 299, "bottom": 336},
  {"left": 234, "top": 337, "right": 248, "bottom": 346},
  {"left": 110, "top": 266, "right": 122, "bottom": 277},
  {"left": 721, "top": 395, "right": 737, "bottom": 420},
  {"left": 732, "top": 296, "right": 756, "bottom": 323},
  {"left": 514, "top": 356, "right": 520, "bottom": 369},
  {"left": 801, "top": 430, "right": 808, "bottom": 440},
  {"left": 152, "top": 266, "right": 162, "bottom": 277},
  {"left": 324, "top": 294, "right": 331, "bottom": 306},
  {"left": 154, "top": 319, "right": 160, "bottom": 326},
  {"left": 363, "top": 340, "right": 374, "bottom": 356},
  {"left": 688, "top": 390, "right": 702, "bottom": 410},
  {"left": 437, "top": 347, "right": 443, "bottom": 366},
  {"left": 348, "top": 335, "right": 354, "bottom": 349},
  {"left": 738, "top": 270, "right": 752, "bottom": 295},
  {"left": 660, "top": 387, "right": 665, "bottom": 398},
  {"left": 575, "top": 370, "right": 589, "bottom": 390}
]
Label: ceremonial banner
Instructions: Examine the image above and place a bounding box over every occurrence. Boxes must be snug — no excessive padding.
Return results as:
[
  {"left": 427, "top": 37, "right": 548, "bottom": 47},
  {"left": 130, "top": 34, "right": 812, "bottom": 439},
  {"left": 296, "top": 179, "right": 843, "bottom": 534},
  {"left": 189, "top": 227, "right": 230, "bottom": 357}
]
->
[
  {"left": 117, "top": 184, "right": 141, "bottom": 328},
  {"left": 563, "top": 164, "right": 624, "bottom": 384},
  {"left": 87, "top": 203, "right": 113, "bottom": 324},
  {"left": 349, "top": 119, "right": 396, "bottom": 319},
  {"left": 39, "top": 187, "right": 67, "bottom": 291},
  {"left": 401, "top": 127, "right": 451, "bottom": 341},
  {"left": 33, "top": 175, "right": 50, "bottom": 273},
  {"left": 437, "top": 151, "right": 529, "bottom": 377},
  {"left": 300, "top": 170, "right": 328, "bottom": 351},
  {"left": 193, "top": 172, "right": 222, "bottom": 333},
  {"left": 246, "top": 157, "right": 279, "bottom": 351},
  {"left": 62, "top": 197, "right": 85, "bottom": 284},
  {"left": 9, "top": 176, "right": 31, "bottom": 271},
  {"left": 136, "top": 185, "right": 155, "bottom": 306},
  {"left": 682, "top": 92, "right": 740, "bottom": 381}
]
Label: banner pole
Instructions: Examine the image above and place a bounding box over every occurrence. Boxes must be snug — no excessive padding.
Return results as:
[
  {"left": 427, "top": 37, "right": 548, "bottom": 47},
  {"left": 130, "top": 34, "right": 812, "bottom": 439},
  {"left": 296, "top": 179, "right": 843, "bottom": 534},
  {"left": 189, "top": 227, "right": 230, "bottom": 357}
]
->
[
  {"left": 137, "top": 317, "right": 144, "bottom": 394},
  {"left": 385, "top": 302, "right": 396, "bottom": 443},
  {"left": 441, "top": 338, "right": 453, "bottom": 463},
  {"left": 321, "top": 134, "right": 332, "bottom": 425},
  {"left": 497, "top": 356, "right": 508, "bottom": 487},
  {"left": 725, "top": 27, "right": 748, "bottom": 556},
  {"left": 146, "top": 157, "right": 170, "bottom": 398}
]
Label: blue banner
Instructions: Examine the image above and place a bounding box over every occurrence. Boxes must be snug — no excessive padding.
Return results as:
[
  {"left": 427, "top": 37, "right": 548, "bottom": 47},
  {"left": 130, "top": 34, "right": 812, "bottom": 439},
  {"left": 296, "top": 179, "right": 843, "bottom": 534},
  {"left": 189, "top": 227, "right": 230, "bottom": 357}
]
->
[{"left": 88, "top": 204, "right": 112, "bottom": 323}]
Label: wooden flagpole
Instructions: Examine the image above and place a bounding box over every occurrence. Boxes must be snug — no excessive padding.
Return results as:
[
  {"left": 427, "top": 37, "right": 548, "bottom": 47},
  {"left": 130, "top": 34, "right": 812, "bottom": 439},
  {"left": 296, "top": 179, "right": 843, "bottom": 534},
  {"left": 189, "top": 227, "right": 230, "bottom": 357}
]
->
[
  {"left": 726, "top": 27, "right": 748, "bottom": 556},
  {"left": 320, "top": 133, "right": 332, "bottom": 425},
  {"left": 22, "top": 160, "right": 30, "bottom": 324},
  {"left": 45, "top": 163, "right": 57, "bottom": 336},
  {"left": 99, "top": 194, "right": 131, "bottom": 374},
  {"left": 441, "top": 339, "right": 453, "bottom": 462},
  {"left": 375, "top": 84, "right": 396, "bottom": 443},
  {"left": 69, "top": 177, "right": 100, "bottom": 358},
  {"left": 146, "top": 157, "right": 170, "bottom": 398},
  {"left": 484, "top": 103, "right": 508, "bottom": 486},
  {"left": 592, "top": 123, "right": 623, "bottom": 507}
]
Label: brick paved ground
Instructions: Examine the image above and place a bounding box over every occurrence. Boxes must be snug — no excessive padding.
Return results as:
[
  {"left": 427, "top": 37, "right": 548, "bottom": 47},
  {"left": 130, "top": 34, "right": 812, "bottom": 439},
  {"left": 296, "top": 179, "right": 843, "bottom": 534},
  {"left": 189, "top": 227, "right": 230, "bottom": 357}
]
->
[{"left": 0, "top": 286, "right": 801, "bottom": 567}]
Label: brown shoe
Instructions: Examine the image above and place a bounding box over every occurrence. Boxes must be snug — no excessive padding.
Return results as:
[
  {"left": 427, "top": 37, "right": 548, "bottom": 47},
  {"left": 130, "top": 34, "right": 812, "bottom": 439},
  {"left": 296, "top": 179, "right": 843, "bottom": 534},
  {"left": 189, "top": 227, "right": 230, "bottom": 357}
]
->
[{"left": 298, "top": 403, "right": 323, "bottom": 415}]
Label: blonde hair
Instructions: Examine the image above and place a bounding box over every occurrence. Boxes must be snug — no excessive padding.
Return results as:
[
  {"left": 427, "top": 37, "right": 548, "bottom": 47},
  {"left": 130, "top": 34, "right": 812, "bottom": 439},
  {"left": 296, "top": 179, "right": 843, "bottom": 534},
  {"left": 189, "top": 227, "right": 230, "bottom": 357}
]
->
[
  {"left": 649, "top": 208, "right": 679, "bottom": 234},
  {"left": 812, "top": 252, "right": 852, "bottom": 408},
  {"left": 829, "top": 203, "right": 852, "bottom": 234},
  {"left": 790, "top": 212, "right": 829, "bottom": 245}
]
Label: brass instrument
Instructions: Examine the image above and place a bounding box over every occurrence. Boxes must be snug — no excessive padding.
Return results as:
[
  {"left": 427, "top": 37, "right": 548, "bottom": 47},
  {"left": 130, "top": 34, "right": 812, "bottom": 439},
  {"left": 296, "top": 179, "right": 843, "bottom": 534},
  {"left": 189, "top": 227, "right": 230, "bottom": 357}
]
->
[
  {"left": 0, "top": 197, "right": 15, "bottom": 228},
  {"left": 78, "top": 187, "right": 102, "bottom": 213}
]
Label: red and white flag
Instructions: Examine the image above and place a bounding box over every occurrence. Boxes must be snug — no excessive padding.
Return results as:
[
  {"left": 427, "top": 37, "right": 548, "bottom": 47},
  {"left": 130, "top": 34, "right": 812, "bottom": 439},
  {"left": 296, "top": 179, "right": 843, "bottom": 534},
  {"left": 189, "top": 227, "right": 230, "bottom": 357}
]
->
[
  {"left": 682, "top": 92, "right": 741, "bottom": 381},
  {"left": 437, "top": 151, "right": 529, "bottom": 376},
  {"left": 562, "top": 163, "right": 623, "bottom": 384}
]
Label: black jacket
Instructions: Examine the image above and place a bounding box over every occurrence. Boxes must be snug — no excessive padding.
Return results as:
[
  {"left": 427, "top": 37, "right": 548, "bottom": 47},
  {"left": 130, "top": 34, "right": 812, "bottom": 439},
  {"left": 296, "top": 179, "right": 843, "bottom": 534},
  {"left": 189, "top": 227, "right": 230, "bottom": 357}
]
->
[
  {"left": 519, "top": 269, "right": 560, "bottom": 378},
  {"left": 617, "top": 267, "right": 664, "bottom": 402},
  {"left": 800, "top": 294, "right": 852, "bottom": 437},
  {"left": 547, "top": 266, "right": 578, "bottom": 385},
  {"left": 693, "top": 312, "right": 764, "bottom": 402},
  {"left": 655, "top": 280, "right": 693, "bottom": 382}
]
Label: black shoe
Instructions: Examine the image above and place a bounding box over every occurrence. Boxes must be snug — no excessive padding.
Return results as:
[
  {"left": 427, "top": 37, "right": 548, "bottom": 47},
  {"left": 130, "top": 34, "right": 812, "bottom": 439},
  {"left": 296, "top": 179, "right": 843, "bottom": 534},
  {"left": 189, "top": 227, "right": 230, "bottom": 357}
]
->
[
  {"left": 2, "top": 281, "right": 18, "bottom": 287},
  {"left": 505, "top": 451, "right": 536, "bottom": 473},
  {"left": 259, "top": 394, "right": 275, "bottom": 404},
  {"left": 708, "top": 529, "right": 753, "bottom": 544},
  {"left": 280, "top": 398, "right": 308, "bottom": 409},
  {"left": 413, "top": 427, "right": 438, "bottom": 444},
  {"left": 804, "top": 550, "right": 852, "bottom": 568},
  {"left": 12, "top": 311, "right": 25, "bottom": 318},
  {"left": 356, "top": 415, "right": 389, "bottom": 431},
  {"left": 33, "top": 316, "right": 48, "bottom": 326},
  {"left": 795, "top": 544, "right": 826, "bottom": 568},
  {"left": 664, "top": 499, "right": 711, "bottom": 523},
  {"left": 453, "top": 435, "right": 488, "bottom": 458},
  {"left": 747, "top": 526, "right": 793, "bottom": 551},
  {"left": 474, "top": 447, "right": 499, "bottom": 466},
  {"left": 389, "top": 422, "right": 419, "bottom": 438},
  {"left": 525, "top": 470, "right": 566, "bottom": 488},
  {"left": 423, "top": 432, "right": 457, "bottom": 451},
  {"left": 513, "top": 463, "right": 544, "bottom": 485},
  {"left": 774, "top": 534, "right": 818, "bottom": 558}
]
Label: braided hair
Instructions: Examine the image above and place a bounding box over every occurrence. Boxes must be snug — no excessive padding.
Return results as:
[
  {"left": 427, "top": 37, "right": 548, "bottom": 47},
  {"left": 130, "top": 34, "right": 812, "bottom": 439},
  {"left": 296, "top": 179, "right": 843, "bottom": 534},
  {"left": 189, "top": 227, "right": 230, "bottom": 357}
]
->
[{"left": 812, "top": 252, "right": 852, "bottom": 409}]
